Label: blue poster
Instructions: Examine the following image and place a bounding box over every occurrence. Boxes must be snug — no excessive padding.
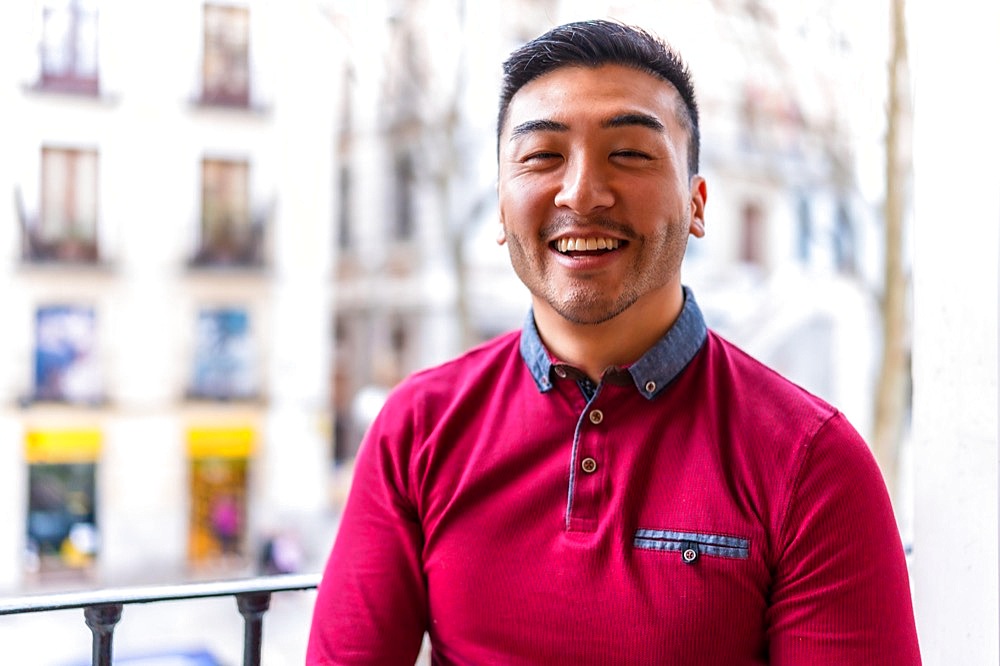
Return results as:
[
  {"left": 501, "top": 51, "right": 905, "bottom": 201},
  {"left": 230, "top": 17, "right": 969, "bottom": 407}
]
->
[
  {"left": 34, "top": 305, "right": 100, "bottom": 403},
  {"left": 190, "top": 307, "right": 255, "bottom": 399}
]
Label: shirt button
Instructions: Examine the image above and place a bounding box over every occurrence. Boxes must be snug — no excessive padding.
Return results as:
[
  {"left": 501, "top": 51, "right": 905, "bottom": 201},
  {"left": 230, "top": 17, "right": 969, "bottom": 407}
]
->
[
  {"left": 645, "top": 380, "right": 656, "bottom": 393},
  {"left": 588, "top": 409, "right": 603, "bottom": 425},
  {"left": 554, "top": 367, "right": 567, "bottom": 378},
  {"left": 581, "top": 457, "right": 598, "bottom": 473},
  {"left": 682, "top": 544, "right": 699, "bottom": 564}
]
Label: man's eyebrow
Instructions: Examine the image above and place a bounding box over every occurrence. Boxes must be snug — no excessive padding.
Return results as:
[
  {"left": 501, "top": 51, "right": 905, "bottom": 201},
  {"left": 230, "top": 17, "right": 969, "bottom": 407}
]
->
[
  {"left": 602, "top": 113, "right": 665, "bottom": 131},
  {"left": 509, "top": 119, "right": 569, "bottom": 140},
  {"left": 508, "top": 113, "right": 664, "bottom": 141}
]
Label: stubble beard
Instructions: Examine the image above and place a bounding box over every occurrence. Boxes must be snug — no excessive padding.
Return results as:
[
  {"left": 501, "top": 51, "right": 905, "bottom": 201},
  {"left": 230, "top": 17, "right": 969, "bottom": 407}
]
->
[{"left": 504, "top": 214, "right": 690, "bottom": 326}]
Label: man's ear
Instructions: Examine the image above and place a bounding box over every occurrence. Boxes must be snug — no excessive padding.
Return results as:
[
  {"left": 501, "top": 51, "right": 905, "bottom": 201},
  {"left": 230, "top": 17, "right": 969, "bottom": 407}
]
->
[
  {"left": 496, "top": 221, "right": 507, "bottom": 245},
  {"left": 688, "top": 175, "right": 707, "bottom": 238}
]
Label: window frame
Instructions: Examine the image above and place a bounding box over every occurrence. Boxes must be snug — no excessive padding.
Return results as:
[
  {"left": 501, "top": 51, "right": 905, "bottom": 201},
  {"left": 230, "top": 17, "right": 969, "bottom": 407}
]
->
[
  {"left": 200, "top": 3, "right": 251, "bottom": 108},
  {"left": 38, "top": 0, "right": 100, "bottom": 95}
]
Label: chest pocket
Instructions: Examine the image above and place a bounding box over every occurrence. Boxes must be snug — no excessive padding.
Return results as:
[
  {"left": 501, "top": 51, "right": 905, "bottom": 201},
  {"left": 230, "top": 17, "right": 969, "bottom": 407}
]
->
[{"left": 633, "top": 529, "right": 749, "bottom": 565}]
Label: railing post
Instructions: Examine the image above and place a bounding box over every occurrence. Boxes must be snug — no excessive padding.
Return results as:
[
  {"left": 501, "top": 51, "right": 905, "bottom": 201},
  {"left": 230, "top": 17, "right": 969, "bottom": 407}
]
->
[
  {"left": 236, "top": 591, "right": 271, "bottom": 666},
  {"left": 83, "top": 603, "right": 123, "bottom": 666}
]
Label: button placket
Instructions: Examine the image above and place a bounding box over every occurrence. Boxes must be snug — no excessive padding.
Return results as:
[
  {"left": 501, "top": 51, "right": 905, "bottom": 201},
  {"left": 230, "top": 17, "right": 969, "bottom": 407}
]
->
[
  {"left": 581, "top": 409, "right": 603, "bottom": 474},
  {"left": 568, "top": 399, "right": 607, "bottom": 531}
]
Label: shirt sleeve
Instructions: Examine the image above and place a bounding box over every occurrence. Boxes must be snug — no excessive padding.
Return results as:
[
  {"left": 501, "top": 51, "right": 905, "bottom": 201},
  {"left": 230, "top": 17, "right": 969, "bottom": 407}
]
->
[
  {"left": 766, "top": 412, "right": 921, "bottom": 665},
  {"left": 306, "top": 394, "right": 427, "bottom": 665}
]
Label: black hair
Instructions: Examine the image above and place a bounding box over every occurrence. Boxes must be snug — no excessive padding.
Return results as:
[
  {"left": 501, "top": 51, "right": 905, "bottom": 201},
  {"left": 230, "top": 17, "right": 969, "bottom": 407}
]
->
[{"left": 497, "top": 19, "right": 700, "bottom": 175}]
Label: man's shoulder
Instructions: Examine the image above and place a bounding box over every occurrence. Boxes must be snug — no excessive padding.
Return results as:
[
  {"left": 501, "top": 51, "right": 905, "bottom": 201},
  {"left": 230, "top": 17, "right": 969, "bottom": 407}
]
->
[
  {"left": 699, "top": 330, "right": 860, "bottom": 451},
  {"left": 700, "top": 330, "right": 872, "bottom": 495},
  {"left": 703, "top": 329, "right": 837, "bottom": 414}
]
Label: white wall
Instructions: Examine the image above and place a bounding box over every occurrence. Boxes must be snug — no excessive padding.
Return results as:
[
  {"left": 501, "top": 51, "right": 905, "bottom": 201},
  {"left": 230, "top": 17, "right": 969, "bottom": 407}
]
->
[{"left": 911, "top": 1, "right": 1000, "bottom": 663}]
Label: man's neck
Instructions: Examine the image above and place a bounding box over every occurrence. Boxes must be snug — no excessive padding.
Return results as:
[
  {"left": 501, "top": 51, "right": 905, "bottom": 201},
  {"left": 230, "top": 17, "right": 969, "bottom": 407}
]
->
[{"left": 532, "top": 287, "right": 685, "bottom": 383}]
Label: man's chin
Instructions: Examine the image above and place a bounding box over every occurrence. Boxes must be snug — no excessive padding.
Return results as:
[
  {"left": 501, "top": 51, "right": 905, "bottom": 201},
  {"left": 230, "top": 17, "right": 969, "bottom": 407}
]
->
[{"left": 549, "top": 299, "right": 632, "bottom": 326}]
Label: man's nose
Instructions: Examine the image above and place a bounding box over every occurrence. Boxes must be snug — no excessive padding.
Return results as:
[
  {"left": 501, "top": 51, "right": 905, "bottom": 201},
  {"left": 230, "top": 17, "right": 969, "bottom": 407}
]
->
[{"left": 553, "top": 155, "right": 614, "bottom": 214}]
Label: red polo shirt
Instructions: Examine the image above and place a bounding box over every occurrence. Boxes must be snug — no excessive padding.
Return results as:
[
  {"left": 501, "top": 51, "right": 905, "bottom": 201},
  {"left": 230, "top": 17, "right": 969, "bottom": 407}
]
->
[{"left": 308, "top": 291, "right": 920, "bottom": 665}]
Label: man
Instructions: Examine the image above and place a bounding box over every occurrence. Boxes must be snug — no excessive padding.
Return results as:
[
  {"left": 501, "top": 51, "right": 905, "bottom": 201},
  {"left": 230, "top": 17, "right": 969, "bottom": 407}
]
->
[{"left": 308, "top": 20, "right": 921, "bottom": 665}]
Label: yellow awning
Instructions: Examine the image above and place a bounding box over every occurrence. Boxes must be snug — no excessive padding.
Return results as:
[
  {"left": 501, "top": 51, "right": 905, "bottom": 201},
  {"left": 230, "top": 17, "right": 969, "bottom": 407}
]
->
[
  {"left": 25, "top": 429, "right": 102, "bottom": 463},
  {"left": 187, "top": 426, "right": 255, "bottom": 459}
]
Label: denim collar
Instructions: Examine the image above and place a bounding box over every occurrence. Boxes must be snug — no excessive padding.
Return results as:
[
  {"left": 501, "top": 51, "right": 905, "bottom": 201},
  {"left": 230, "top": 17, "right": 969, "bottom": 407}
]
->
[{"left": 519, "top": 286, "right": 708, "bottom": 400}]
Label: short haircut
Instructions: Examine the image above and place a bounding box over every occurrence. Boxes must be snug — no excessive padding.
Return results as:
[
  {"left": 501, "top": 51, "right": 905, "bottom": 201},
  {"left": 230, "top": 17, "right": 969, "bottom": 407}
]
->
[{"left": 498, "top": 19, "right": 700, "bottom": 176}]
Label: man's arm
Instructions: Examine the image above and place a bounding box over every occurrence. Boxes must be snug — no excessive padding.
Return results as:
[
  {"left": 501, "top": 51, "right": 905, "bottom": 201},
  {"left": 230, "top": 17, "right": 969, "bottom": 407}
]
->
[
  {"left": 766, "top": 412, "right": 921, "bottom": 665},
  {"left": 307, "top": 401, "right": 427, "bottom": 665}
]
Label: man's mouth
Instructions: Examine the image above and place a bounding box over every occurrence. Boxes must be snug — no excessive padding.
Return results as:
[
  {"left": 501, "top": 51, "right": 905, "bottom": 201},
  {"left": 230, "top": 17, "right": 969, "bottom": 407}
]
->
[{"left": 553, "top": 237, "right": 623, "bottom": 255}]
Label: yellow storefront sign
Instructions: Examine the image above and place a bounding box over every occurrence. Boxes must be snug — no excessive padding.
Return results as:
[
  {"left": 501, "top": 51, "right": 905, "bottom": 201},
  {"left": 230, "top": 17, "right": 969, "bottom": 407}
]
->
[
  {"left": 186, "top": 426, "right": 255, "bottom": 459},
  {"left": 25, "top": 429, "right": 102, "bottom": 464}
]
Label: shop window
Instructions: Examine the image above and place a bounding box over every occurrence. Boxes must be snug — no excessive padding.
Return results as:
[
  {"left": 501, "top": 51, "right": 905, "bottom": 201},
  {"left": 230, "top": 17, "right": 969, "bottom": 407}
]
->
[
  {"left": 33, "top": 304, "right": 102, "bottom": 404},
  {"left": 39, "top": 0, "right": 100, "bottom": 95},
  {"left": 25, "top": 429, "right": 101, "bottom": 575},
  {"left": 188, "top": 306, "right": 256, "bottom": 400},
  {"left": 193, "top": 158, "right": 262, "bottom": 266},
  {"left": 26, "top": 147, "right": 100, "bottom": 263},
  {"left": 201, "top": 4, "right": 250, "bottom": 107},
  {"left": 187, "top": 427, "right": 253, "bottom": 567}
]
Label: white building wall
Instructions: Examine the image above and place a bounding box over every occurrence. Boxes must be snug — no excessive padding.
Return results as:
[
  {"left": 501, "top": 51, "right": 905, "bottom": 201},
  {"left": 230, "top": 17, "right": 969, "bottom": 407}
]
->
[{"left": 0, "top": 0, "right": 339, "bottom": 596}]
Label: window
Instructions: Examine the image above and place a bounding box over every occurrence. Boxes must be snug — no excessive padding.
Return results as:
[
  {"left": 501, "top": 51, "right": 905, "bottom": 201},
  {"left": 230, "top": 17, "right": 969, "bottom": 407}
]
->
[
  {"left": 34, "top": 305, "right": 102, "bottom": 404},
  {"left": 39, "top": 0, "right": 99, "bottom": 95},
  {"left": 32, "top": 147, "right": 99, "bottom": 263},
  {"left": 189, "top": 307, "right": 256, "bottom": 400},
  {"left": 392, "top": 152, "right": 415, "bottom": 242},
  {"left": 833, "top": 201, "right": 857, "bottom": 275},
  {"left": 796, "top": 196, "right": 812, "bottom": 263},
  {"left": 201, "top": 4, "right": 250, "bottom": 107},
  {"left": 194, "top": 158, "right": 260, "bottom": 266},
  {"left": 331, "top": 314, "right": 359, "bottom": 465},
  {"left": 740, "top": 202, "right": 765, "bottom": 266},
  {"left": 25, "top": 429, "right": 101, "bottom": 575},
  {"left": 388, "top": 315, "right": 410, "bottom": 380},
  {"left": 336, "top": 165, "right": 353, "bottom": 250}
]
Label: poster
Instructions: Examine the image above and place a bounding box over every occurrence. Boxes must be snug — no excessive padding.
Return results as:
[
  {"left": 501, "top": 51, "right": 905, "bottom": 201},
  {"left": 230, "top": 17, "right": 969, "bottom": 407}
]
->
[
  {"left": 34, "top": 305, "right": 101, "bottom": 403},
  {"left": 190, "top": 307, "right": 255, "bottom": 400}
]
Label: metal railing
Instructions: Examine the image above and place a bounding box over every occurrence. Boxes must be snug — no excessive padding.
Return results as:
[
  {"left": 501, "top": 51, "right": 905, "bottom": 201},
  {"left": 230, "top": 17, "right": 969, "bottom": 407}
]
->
[{"left": 0, "top": 572, "right": 321, "bottom": 666}]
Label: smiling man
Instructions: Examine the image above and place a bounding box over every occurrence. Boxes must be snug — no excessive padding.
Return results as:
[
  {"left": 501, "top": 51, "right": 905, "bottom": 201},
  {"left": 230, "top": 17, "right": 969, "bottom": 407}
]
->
[{"left": 307, "top": 20, "right": 920, "bottom": 665}]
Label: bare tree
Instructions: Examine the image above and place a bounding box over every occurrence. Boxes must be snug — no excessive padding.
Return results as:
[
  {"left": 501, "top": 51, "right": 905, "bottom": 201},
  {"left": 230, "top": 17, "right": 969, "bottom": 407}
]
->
[{"left": 872, "top": 0, "right": 911, "bottom": 503}]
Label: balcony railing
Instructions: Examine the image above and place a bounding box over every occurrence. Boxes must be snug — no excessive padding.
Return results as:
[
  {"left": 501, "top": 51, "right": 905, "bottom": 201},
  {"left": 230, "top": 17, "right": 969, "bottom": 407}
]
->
[{"left": 0, "top": 572, "right": 320, "bottom": 666}]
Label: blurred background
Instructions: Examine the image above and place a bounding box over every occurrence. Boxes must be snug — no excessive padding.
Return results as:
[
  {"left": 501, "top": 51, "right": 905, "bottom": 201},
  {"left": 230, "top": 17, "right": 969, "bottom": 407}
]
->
[{"left": 0, "top": 0, "right": 914, "bottom": 663}]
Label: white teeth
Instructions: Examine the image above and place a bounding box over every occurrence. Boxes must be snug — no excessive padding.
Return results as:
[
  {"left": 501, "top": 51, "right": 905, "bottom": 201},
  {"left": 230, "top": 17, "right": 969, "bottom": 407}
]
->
[{"left": 556, "top": 237, "right": 621, "bottom": 253}]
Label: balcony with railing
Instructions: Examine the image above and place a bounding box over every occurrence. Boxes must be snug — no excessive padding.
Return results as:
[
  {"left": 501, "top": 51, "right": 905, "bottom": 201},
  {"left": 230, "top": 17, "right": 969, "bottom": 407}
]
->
[{"left": 0, "top": 573, "right": 320, "bottom": 666}]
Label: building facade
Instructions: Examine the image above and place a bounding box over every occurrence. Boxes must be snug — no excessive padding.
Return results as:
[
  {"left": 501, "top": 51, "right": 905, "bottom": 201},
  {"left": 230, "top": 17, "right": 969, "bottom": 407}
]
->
[
  {"left": 0, "top": 1, "right": 896, "bottom": 662},
  {"left": 0, "top": 0, "right": 339, "bottom": 594}
]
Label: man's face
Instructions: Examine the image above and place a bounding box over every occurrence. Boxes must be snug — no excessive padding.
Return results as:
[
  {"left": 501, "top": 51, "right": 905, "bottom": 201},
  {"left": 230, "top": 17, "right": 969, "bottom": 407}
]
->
[{"left": 497, "top": 63, "right": 706, "bottom": 326}]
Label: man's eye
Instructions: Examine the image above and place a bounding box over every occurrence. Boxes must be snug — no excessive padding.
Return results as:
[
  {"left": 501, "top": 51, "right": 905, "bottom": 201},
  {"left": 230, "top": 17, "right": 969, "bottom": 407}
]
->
[
  {"left": 524, "top": 152, "right": 561, "bottom": 162},
  {"left": 612, "top": 150, "right": 652, "bottom": 160}
]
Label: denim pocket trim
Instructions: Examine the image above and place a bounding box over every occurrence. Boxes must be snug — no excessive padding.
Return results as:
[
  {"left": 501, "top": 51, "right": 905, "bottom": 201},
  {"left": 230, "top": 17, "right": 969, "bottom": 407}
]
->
[{"left": 633, "top": 528, "right": 750, "bottom": 560}]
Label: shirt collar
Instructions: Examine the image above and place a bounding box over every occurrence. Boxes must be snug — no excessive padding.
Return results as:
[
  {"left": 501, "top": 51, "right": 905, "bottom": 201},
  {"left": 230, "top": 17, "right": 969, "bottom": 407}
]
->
[{"left": 519, "top": 286, "right": 708, "bottom": 399}]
